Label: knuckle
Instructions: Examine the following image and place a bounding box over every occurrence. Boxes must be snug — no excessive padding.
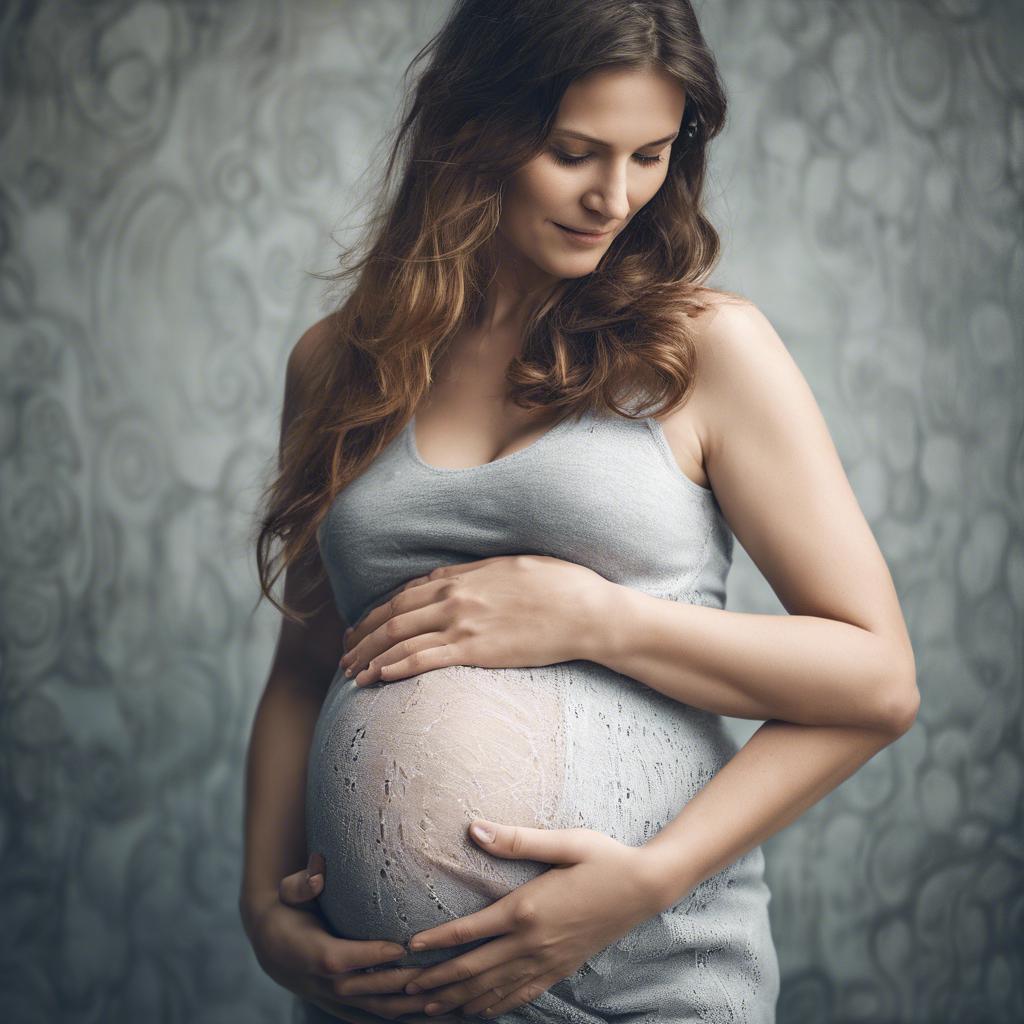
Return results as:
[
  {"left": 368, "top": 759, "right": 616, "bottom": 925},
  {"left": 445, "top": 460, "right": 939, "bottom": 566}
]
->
[
  {"left": 512, "top": 899, "right": 537, "bottom": 925},
  {"left": 508, "top": 829, "right": 529, "bottom": 858},
  {"left": 452, "top": 960, "right": 476, "bottom": 983},
  {"left": 383, "top": 616, "right": 402, "bottom": 641},
  {"left": 319, "top": 948, "right": 345, "bottom": 975}
]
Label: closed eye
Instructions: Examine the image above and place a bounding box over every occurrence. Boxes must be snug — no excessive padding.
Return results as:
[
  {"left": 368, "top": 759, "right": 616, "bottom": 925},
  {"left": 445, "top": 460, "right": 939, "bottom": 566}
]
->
[{"left": 549, "top": 149, "right": 665, "bottom": 168}]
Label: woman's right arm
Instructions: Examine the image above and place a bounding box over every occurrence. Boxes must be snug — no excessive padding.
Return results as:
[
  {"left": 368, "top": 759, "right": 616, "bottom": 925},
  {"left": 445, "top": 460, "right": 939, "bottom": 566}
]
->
[
  {"left": 238, "top": 322, "right": 438, "bottom": 1019},
  {"left": 239, "top": 317, "right": 348, "bottom": 926},
  {"left": 237, "top": 542, "right": 346, "bottom": 930}
]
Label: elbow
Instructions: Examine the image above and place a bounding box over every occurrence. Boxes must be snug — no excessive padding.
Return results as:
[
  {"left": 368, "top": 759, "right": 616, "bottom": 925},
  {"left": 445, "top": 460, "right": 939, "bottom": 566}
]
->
[
  {"left": 877, "top": 660, "right": 920, "bottom": 736},
  {"left": 881, "top": 682, "right": 920, "bottom": 735}
]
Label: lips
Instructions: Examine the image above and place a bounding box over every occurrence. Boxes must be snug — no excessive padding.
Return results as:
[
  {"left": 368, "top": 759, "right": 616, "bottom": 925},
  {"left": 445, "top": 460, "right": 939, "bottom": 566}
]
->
[{"left": 555, "top": 223, "right": 611, "bottom": 237}]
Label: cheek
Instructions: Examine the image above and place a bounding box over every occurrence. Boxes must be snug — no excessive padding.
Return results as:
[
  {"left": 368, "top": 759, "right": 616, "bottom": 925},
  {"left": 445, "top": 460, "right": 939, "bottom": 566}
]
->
[
  {"left": 513, "top": 162, "right": 571, "bottom": 214},
  {"left": 646, "top": 166, "right": 672, "bottom": 202}
]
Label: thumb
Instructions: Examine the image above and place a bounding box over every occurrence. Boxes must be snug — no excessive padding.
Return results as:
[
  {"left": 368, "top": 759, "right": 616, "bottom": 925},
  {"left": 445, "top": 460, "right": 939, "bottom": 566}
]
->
[
  {"left": 279, "top": 852, "right": 326, "bottom": 907},
  {"left": 468, "top": 819, "right": 586, "bottom": 865}
]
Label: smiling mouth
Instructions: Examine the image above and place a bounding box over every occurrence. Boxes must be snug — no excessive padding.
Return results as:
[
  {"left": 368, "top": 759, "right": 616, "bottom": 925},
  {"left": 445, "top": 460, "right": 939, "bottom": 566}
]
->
[{"left": 554, "top": 223, "right": 612, "bottom": 238}]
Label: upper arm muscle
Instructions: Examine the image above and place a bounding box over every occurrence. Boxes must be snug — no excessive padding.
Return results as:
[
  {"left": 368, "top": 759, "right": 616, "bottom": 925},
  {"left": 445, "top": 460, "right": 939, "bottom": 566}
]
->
[{"left": 695, "top": 300, "right": 914, "bottom": 676}]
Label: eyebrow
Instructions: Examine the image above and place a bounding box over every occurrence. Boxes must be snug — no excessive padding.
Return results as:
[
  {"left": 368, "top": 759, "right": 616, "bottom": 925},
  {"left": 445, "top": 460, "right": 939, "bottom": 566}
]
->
[{"left": 551, "top": 128, "right": 680, "bottom": 148}]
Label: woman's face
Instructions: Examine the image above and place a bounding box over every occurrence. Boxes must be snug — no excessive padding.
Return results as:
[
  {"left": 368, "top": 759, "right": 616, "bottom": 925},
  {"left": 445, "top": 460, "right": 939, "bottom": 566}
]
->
[{"left": 497, "top": 66, "right": 687, "bottom": 284}]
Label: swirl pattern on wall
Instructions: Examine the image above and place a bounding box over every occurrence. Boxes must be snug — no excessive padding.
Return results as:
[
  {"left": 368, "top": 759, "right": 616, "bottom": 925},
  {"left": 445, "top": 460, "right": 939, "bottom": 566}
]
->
[{"left": 0, "top": 1, "right": 1020, "bottom": 1022}]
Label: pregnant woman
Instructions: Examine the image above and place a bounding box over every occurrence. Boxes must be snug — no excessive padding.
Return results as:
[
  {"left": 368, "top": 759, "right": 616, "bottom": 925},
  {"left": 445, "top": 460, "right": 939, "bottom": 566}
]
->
[{"left": 239, "top": 2, "right": 920, "bottom": 1021}]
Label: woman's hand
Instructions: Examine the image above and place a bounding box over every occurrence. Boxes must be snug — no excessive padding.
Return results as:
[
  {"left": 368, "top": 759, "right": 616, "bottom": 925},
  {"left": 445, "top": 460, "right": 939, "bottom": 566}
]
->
[
  {"left": 330, "top": 821, "right": 670, "bottom": 1019},
  {"left": 243, "top": 853, "right": 438, "bottom": 1020},
  {"left": 339, "top": 555, "right": 611, "bottom": 686}
]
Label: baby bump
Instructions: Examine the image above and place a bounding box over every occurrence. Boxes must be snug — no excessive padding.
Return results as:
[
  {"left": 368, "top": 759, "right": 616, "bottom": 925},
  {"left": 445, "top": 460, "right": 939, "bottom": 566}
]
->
[
  {"left": 305, "top": 664, "right": 568, "bottom": 964},
  {"left": 306, "top": 661, "right": 738, "bottom": 956}
]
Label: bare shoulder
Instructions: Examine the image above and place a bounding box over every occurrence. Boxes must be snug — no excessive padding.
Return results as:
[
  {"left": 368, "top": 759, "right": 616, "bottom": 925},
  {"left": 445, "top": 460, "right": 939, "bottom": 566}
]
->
[
  {"left": 682, "top": 291, "right": 799, "bottom": 464},
  {"left": 278, "top": 312, "right": 340, "bottom": 471},
  {"left": 651, "top": 287, "right": 756, "bottom": 490},
  {"left": 680, "top": 289, "right": 836, "bottom": 500}
]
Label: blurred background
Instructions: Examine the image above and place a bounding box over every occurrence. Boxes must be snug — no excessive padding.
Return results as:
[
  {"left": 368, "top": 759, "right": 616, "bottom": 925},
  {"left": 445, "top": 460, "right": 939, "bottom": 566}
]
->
[{"left": 0, "top": 1, "right": 1021, "bottom": 1021}]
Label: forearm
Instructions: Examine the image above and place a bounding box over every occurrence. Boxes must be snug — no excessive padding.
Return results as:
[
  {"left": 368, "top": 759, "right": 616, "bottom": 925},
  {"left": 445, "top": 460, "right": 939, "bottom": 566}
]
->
[
  {"left": 585, "top": 581, "right": 916, "bottom": 730},
  {"left": 639, "top": 717, "right": 906, "bottom": 909},
  {"left": 239, "top": 672, "right": 326, "bottom": 931}
]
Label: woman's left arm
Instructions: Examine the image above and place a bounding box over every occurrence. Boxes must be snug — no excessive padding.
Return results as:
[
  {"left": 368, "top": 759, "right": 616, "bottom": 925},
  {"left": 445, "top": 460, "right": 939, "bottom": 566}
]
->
[
  {"left": 579, "top": 298, "right": 919, "bottom": 733},
  {"left": 637, "top": 715, "right": 907, "bottom": 914},
  {"left": 580, "top": 582, "right": 917, "bottom": 731}
]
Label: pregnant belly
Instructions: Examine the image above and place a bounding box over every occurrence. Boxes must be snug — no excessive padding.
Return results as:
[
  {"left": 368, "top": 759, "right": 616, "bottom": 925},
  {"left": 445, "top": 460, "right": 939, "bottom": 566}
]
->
[{"left": 306, "top": 661, "right": 738, "bottom": 968}]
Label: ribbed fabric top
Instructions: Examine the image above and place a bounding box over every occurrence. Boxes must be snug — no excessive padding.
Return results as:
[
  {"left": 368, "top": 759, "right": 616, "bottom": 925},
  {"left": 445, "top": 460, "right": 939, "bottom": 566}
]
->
[{"left": 317, "top": 402, "right": 733, "bottom": 627}]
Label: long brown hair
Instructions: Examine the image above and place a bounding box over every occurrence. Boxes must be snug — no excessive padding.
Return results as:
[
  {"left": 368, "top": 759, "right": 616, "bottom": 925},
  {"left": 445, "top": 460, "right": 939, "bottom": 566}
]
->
[{"left": 255, "top": 0, "right": 731, "bottom": 620}]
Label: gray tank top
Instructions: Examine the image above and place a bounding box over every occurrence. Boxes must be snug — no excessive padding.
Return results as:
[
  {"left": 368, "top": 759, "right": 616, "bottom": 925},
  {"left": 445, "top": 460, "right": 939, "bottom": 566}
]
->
[
  {"left": 317, "top": 402, "right": 733, "bottom": 627},
  {"left": 307, "top": 401, "right": 779, "bottom": 1024}
]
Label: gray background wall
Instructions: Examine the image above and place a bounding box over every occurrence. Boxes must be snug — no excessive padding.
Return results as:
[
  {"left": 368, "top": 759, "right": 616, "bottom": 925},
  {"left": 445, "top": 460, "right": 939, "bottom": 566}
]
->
[{"left": 1, "top": 1, "right": 1020, "bottom": 1022}]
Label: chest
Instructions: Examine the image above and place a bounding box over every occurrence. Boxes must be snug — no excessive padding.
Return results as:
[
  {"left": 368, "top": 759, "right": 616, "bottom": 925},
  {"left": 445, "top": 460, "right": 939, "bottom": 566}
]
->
[
  {"left": 413, "top": 385, "right": 710, "bottom": 489},
  {"left": 318, "top": 407, "right": 728, "bottom": 626}
]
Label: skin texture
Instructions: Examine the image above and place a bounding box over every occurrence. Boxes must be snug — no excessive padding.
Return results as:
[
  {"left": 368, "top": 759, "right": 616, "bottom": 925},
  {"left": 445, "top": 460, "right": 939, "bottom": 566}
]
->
[{"left": 241, "top": 65, "right": 920, "bottom": 1021}]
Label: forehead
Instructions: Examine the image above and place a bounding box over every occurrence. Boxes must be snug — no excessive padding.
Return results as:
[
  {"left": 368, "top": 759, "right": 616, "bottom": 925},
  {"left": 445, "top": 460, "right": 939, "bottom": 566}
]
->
[{"left": 553, "top": 66, "right": 686, "bottom": 143}]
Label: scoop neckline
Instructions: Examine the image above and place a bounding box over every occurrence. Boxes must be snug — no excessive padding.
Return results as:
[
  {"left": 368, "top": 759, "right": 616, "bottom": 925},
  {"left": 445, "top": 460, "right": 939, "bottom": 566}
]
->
[{"left": 404, "top": 408, "right": 583, "bottom": 475}]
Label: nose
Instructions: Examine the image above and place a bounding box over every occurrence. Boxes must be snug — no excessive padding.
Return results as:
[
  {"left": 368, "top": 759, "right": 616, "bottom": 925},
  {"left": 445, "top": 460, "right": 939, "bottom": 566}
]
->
[{"left": 583, "top": 162, "right": 632, "bottom": 223}]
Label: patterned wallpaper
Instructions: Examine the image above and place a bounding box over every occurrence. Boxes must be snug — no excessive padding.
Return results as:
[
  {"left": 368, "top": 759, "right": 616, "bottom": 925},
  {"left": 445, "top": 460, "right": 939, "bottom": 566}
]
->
[{"left": 0, "top": 1, "right": 1020, "bottom": 1022}]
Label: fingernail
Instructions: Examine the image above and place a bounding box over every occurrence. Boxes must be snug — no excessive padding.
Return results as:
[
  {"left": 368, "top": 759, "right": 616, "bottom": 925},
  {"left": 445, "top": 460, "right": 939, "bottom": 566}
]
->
[
  {"left": 470, "top": 821, "right": 494, "bottom": 843},
  {"left": 308, "top": 873, "right": 322, "bottom": 888}
]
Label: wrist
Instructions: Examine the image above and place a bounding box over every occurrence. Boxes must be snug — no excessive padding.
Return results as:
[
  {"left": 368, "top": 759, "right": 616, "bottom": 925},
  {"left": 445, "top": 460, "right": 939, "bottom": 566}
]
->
[
  {"left": 635, "top": 839, "right": 700, "bottom": 914},
  {"left": 577, "top": 578, "right": 633, "bottom": 665},
  {"left": 238, "top": 884, "right": 279, "bottom": 938}
]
